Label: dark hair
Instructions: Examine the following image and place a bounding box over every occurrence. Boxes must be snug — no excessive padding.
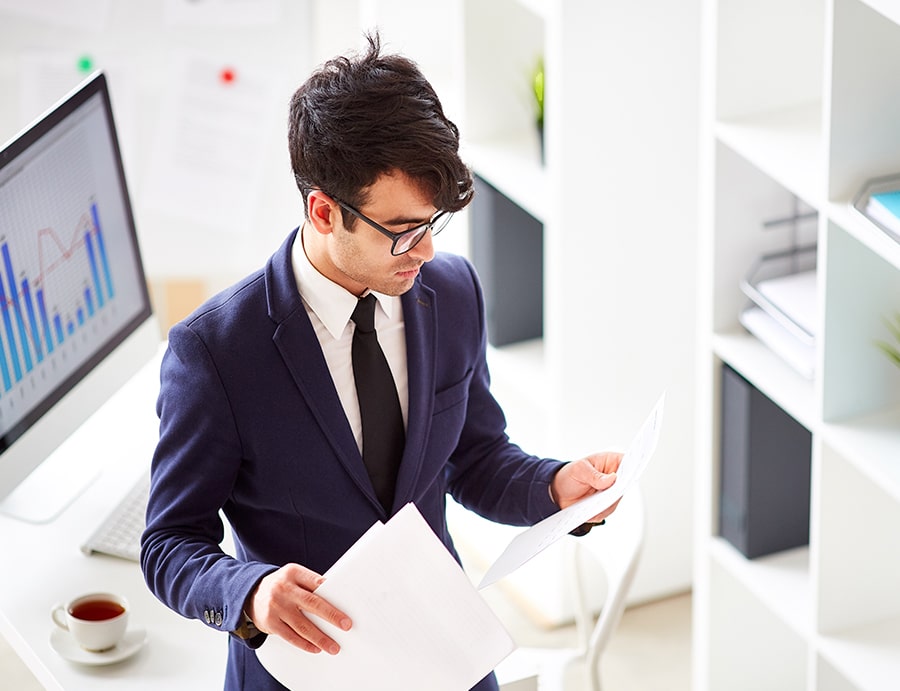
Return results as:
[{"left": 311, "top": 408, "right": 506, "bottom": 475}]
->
[{"left": 287, "top": 32, "right": 473, "bottom": 221}]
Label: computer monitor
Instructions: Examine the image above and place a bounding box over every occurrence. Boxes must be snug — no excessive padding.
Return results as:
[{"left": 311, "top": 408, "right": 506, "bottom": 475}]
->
[{"left": 0, "top": 72, "right": 159, "bottom": 523}]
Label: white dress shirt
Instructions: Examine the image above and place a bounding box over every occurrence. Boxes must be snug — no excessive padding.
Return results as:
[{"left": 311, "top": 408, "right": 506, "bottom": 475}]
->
[{"left": 291, "top": 227, "right": 409, "bottom": 455}]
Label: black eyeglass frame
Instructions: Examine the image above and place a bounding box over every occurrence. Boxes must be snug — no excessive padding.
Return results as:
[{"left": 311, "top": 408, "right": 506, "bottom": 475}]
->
[{"left": 331, "top": 197, "right": 452, "bottom": 256}]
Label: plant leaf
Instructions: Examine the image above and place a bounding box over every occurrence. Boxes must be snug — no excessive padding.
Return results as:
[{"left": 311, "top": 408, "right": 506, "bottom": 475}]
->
[
  {"left": 875, "top": 340, "right": 900, "bottom": 367},
  {"left": 885, "top": 312, "right": 900, "bottom": 342}
]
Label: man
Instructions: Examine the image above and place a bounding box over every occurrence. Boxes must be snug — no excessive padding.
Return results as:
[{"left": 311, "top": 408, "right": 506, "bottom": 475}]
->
[{"left": 141, "top": 33, "right": 621, "bottom": 691}]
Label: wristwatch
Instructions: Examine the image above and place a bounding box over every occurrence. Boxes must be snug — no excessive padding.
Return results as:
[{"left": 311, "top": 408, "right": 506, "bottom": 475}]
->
[
  {"left": 233, "top": 610, "right": 261, "bottom": 640},
  {"left": 569, "top": 519, "right": 606, "bottom": 537}
]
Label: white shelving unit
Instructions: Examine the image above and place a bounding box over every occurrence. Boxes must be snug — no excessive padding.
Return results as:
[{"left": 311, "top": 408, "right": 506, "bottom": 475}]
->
[
  {"left": 695, "top": 0, "right": 900, "bottom": 689},
  {"left": 455, "top": 0, "right": 703, "bottom": 621},
  {"left": 347, "top": 0, "right": 702, "bottom": 624}
]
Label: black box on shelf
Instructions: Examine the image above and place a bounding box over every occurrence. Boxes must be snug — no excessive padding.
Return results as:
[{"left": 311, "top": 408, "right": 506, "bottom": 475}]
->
[
  {"left": 719, "top": 364, "right": 812, "bottom": 559},
  {"left": 469, "top": 174, "right": 543, "bottom": 347}
]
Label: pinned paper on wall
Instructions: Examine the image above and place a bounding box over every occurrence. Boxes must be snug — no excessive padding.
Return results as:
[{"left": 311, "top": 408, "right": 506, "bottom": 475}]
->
[
  {"left": 19, "top": 52, "right": 112, "bottom": 121},
  {"left": 163, "top": 0, "right": 282, "bottom": 26},
  {"left": 141, "top": 53, "right": 280, "bottom": 235},
  {"left": 18, "top": 52, "right": 137, "bottom": 176},
  {"left": 0, "top": 0, "right": 112, "bottom": 31}
]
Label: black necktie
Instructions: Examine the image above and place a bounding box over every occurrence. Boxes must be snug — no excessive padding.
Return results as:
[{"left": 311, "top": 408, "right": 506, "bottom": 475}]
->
[{"left": 351, "top": 294, "right": 404, "bottom": 513}]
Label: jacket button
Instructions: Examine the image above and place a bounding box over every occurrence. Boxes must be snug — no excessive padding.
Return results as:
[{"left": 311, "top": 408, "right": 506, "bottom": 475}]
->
[
  {"left": 204, "top": 610, "right": 211, "bottom": 624},
  {"left": 215, "top": 612, "right": 223, "bottom": 626}
]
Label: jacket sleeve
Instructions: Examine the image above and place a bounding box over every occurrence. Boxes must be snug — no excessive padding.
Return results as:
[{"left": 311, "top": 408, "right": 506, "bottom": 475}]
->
[
  {"left": 140, "top": 323, "right": 276, "bottom": 644},
  {"left": 443, "top": 257, "right": 563, "bottom": 526}
]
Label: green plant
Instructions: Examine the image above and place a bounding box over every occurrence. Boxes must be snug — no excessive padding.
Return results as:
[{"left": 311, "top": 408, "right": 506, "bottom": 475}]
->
[
  {"left": 875, "top": 311, "right": 900, "bottom": 368},
  {"left": 531, "top": 57, "right": 544, "bottom": 131}
]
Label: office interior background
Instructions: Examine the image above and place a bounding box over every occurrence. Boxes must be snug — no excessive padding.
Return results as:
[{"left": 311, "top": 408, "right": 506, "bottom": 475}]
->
[{"left": 1, "top": 1, "right": 899, "bottom": 690}]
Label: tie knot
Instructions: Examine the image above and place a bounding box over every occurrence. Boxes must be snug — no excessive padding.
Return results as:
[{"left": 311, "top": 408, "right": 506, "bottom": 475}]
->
[{"left": 351, "top": 294, "right": 377, "bottom": 333}]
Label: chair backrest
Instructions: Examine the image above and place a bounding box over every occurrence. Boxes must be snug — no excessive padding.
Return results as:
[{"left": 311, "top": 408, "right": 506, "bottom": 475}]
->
[{"left": 568, "top": 484, "right": 645, "bottom": 691}]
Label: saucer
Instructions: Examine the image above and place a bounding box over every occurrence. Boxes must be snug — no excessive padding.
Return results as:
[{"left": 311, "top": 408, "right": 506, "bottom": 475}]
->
[{"left": 50, "top": 627, "right": 146, "bottom": 666}]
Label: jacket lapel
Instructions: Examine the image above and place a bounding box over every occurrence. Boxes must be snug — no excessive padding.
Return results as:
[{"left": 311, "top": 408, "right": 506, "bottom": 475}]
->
[
  {"left": 392, "top": 280, "right": 437, "bottom": 510},
  {"left": 265, "top": 229, "right": 384, "bottom": 512}
]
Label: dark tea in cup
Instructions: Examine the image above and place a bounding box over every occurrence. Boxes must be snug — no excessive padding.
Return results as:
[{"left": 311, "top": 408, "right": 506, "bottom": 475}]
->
[{"left": 70, "top": 598, "right": 126, "bottom": 622}]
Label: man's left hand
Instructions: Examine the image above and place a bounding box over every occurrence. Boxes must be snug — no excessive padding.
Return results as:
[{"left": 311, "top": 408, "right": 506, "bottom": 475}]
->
[{"left": 550, "top": 451, "right": 623, "bottom": 522}]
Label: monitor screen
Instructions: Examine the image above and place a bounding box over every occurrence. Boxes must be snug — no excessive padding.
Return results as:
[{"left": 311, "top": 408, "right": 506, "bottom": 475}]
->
[{"left": 0, "top": 72, "right": 158, "bottom": 522}]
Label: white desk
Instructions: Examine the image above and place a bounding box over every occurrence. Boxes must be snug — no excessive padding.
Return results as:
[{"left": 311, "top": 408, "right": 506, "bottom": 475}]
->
[{"left": 0, "top": 347, "right": 228, "bottom": 690}]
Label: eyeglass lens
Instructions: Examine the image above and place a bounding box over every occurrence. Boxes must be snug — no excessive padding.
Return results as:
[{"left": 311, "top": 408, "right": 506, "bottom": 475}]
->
[{"left": 393, "top": 213, "right": 451, "bottom": 255}]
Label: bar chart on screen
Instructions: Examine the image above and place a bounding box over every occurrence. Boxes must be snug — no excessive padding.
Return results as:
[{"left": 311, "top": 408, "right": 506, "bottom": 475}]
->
[
  {"left": 4, "top": 203, "right": 114, "bottom": 357},
  {"left": 0, "top": 198, "right": 123, "bottom": 429}
]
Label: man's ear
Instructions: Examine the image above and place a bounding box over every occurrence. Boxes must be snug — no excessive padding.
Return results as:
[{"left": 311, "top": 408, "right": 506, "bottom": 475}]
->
[{"left": 307, "top": 190, "right": 337, "bottom": 235}]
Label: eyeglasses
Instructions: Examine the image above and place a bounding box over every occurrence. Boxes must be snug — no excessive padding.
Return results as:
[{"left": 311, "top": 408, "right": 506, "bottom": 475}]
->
[{"left": 332, "top": 197, "right": 452, "bottom": 256}]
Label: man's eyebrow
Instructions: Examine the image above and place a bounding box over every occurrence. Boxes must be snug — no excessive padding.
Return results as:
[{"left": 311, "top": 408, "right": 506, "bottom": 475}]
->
[{"left": 381, "top": 212, "right": 435, "bottom": 227}]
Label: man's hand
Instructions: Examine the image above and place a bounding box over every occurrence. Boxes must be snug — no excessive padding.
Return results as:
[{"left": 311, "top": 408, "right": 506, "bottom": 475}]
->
[
  {"left": 246, "top": 563, "right": 352, "bottom": 655},
  {"left": 550, "top": 451, "right": 623, "bottom": 522}
]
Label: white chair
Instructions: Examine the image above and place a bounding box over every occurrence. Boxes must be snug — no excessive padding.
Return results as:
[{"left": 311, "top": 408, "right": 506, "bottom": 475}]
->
[{"left": 496, "top": 485, "right": 645, "bottom": 691}]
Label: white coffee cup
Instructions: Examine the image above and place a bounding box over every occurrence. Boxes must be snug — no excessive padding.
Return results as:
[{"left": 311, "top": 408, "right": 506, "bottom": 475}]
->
[{"left": 51, "top": 592, "right": 129, "bottom": 652}]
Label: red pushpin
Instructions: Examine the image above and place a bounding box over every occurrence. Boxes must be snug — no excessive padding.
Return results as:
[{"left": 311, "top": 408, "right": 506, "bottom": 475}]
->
[{"left": 219, "top": 67, "right": 236, "bottom": 85}]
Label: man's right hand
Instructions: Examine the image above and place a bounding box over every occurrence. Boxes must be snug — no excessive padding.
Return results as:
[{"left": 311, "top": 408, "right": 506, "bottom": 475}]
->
[{"left": 246, "top": 563, "right": 352, "bottom": 655}]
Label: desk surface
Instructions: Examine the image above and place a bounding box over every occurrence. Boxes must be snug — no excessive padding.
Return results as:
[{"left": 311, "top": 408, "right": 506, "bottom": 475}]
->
[{"left": 0, "top": 346, "right": 228, "bottom": 690}]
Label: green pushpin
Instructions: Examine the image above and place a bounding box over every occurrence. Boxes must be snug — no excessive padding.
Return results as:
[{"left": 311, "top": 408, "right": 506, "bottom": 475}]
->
[{"left": 77, "top": 55, "right": 94, "bottom": 73}]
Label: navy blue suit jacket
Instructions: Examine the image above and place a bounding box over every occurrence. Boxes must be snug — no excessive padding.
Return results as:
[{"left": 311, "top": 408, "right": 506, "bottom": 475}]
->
[{"left": 141, "top": 229, "right": 563, "bottom": 690}]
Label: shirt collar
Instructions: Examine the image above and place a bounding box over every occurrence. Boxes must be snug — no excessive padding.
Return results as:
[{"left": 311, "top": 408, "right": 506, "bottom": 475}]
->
[{"left": 291, "top": 225, "right": 397, "bottom": 340}]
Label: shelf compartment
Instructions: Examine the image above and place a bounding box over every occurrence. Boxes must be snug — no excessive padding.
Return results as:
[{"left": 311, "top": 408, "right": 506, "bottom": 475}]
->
[
  {"left": 817, "top": 615, "right": 900, "bottom": 691},
  {"left": 464, "top": 140, "right": 545, "bottom": 223},
  {"left": 821, "top": 406, "right": 900, "bottom": 505},
  {"left": 470, "top": 174, "right": 543, "bottom": 347},
  {"left": 462, "top": 0, "right": 544, "bottom": 186},
  {"left": 709, "top": 536, "right": 812, "bottom": 637},
  {"left": 828, "top": 0, "right": 900, "bottom": 201},
  {"left": 711, "top": 143, "right": 820, "bottom": 336},
  {"left": 815, "top": 442, "right": 900, "bottom": 634},
  {"left": 831, "top": 200, "right": 900, "bottom": 273},
  {"left": 714, "top": 0, "right": 825, "bottom": 125},
  {"left": 712, "top": 332, "right": 817, "bottom": 431},
  {"left": 716, "top": 103, "right": 824, "bottom": 206},
  {"left": 708, "top": 544, "right": 810, "bottom": 690},
  {"left": 821, "top": 222, "right": 900, "bottom": 421}
]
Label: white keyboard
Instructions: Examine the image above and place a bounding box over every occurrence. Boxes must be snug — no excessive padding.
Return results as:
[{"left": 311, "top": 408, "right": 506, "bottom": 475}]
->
[{"left": 81, "top": 473, "right": 150, "bottom": 562}]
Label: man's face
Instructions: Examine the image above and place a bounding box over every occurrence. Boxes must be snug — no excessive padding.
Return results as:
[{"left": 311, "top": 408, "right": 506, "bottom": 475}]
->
[{"left": 325, "top": 171, "right": 438, "bottom": 297}]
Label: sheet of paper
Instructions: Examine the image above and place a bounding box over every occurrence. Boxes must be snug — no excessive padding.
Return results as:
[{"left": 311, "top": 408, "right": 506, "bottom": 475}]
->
[
  {"left": 256, "top": 503, "right": 514, "bottom": 691},
  {"left": 141, "top": 52, "right": 279, "bottom": 235},
  {"left": 478, "top": 393, "right": 665, "bottom": 589},
  {"left": 18, "top": 55, "right": 137, "bottom": 179}
]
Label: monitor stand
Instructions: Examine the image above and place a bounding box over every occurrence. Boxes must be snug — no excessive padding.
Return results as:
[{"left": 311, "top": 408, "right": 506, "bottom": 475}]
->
[{"left": 0, "top": 439, "right": 103, "bottom": 524}]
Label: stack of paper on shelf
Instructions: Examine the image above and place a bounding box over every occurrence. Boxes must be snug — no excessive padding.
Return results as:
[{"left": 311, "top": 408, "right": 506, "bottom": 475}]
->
[{"left": 740, "top": 269, "right": 817, "bottom": 379}]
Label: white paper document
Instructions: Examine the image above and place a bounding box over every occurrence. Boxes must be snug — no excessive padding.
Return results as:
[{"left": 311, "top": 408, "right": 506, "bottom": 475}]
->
[
  {"left": 478, "top": 393, "right": 666, "bottom": 588},
  {"left": 141, "top": 52, "right": 279, "bottom": 235},
  {"left": 257, "top": 394, "right": 664, "bottom": 688},
  {"left": 257, "top": 503, "right": 515, "bottom": 691}
]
